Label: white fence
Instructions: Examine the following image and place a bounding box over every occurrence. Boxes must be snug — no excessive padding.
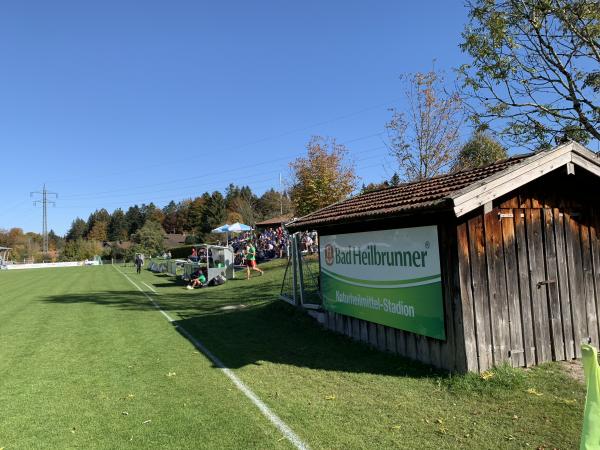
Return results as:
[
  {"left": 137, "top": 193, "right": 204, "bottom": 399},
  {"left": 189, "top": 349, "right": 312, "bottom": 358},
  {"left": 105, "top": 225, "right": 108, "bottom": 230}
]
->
[{"left": 2, "top": 261, "right": 100, "bottom": 270}]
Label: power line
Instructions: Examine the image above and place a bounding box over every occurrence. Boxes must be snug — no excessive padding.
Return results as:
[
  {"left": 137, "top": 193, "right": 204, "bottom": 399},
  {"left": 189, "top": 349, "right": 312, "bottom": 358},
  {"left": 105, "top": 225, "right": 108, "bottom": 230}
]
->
[
  {"left": 45, "top": 95, "right": 398, "bottom": 185},
  {"left": 20, "top": 143, "right": 392, "bottom": 233},
  {"left": 31, "top": 185, "right": 58, "bottom": 254},
  {"left": 61, "top": 147, "right": 385, "bottom": 203},
  {"left": 0, "top": 199, "right": 33, "bottom": 220},
  {"left": 59, "top": 135, "right": 386, "bottom": 201},
  {"left": 52, "top": 154, "right": 392, "bottom": 212}
]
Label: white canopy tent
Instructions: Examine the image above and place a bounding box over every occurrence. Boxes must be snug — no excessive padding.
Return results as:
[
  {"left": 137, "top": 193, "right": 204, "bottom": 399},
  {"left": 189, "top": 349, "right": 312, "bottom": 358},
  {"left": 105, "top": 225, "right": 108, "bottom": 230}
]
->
[
  {"left": 211, "top": 223, "right": 252, "bottom": 245},
  {"left": 211, "top": 224, "right": 231, "bottom": 246},
  {"left": 227, "top": 222, "right": 252, "bottom": 232},
  {"left": 211, "top": 224, "right": 230, "bottom": 233}
]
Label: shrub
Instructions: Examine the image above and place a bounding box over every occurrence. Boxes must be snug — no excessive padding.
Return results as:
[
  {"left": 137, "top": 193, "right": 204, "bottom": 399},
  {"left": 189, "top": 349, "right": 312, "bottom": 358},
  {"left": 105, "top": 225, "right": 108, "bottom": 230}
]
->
[
  {"left": 184, "top": 235, "right": 198, "bottom": 245},
  {"left": 169, "top": 245, "right": 195, "bottom": 259}
]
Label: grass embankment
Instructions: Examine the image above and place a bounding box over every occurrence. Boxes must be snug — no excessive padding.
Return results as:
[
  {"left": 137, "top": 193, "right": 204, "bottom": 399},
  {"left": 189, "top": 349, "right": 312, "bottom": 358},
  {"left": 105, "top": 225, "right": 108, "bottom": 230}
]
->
[{"left": 0, "top": 261, "right": 587, "bottom": 449}]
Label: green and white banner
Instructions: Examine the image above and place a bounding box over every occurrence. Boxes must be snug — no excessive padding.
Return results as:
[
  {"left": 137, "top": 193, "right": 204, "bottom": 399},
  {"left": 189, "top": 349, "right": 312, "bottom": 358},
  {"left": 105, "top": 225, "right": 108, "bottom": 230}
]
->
[{"left": 320, "top": 226, "right": 445, "bottom": 340}]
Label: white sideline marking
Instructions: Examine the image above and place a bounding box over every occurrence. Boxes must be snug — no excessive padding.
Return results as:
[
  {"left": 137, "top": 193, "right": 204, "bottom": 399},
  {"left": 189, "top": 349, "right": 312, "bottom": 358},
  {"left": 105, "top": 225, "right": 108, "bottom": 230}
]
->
[
  {"left": 142, "top": 281, "right": 158, "bottom": 294},
  {"left": 113, "top": 266, "right": 309, "bottom": 450}
]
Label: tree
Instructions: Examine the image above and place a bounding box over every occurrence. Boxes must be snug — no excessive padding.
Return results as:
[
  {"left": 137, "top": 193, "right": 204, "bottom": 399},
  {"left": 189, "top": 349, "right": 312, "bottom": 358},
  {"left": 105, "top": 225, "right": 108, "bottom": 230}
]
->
[
  {"left": 188, "top": 195, "right": 208, "bottom": 231},
  {"left": 0, "top": 228, "right": 37, "bottom": 262},
  {"left": 225, "top": 184, "right": 259, "bottom": 223},
  {"left": 225, "top": 184, "right": 241, "bottom": 210},
  {"left": 108, "top": 209, "right": 129, "bottom": 241},
  {"left": 175, "top": 200, "right": 192, "bottom": 232},
  {"left": 225, "top": 183, "right": 262, "bottom": 225},
  {"left": 0, "top": 228, "right": 22, "bottom": 248},
  {"left": 162, "top": 201, "right": 179, "bottom": 234},
  {"left": 289, "top": 136, "right": 358, "bottom": 216},
  {"left": 360, "top": 173, "right": 403, "bottom": 194},
  {"left": 87, "top": 221, "right": 108, "bottom": 242},
  {"left": 257, "top": 188, "right": 291, "bottom": 219},
  {"left": 387, "top": 70, "right": 464, "bottom": 181},
  {"left": 239, "top": 186, "right": 256, "bottom": 204},
  {"left": 130, "top": 221, "right": 165, "bottom": 256},
  {"left": 66, "top": 218, "right": 87, "bottom": 241},
  {"left": 125, "top": 205, "right": 144, "bottom": 236},
  {"left": 47, "top": 229, "right": 65, "bottom": 252},
  {"left": 229, "top": 196, "right": 256, "bottom": 225},
  {"left": 224, "top": 184, "right": 257, "bottom": 223},
  {"left": 360, "top": 181, "right": 389, "bottom": 194},
  {"left": 199, "top": 191, "right": 227, "bottom": 235},
  {"left": 61, "top": 238, "right": 102, "bottom": 261},
  {"left": 460, "top": 0, "right": 600, "bottom": 148},
  {"left": 226, "top": 210, "right": 243, "bottom": 225},
  {"left": 141, "top": 203, "right": 164, "bottom": 224},
  {"left": 453, "top": 131, "right": 508, "bottom": 171},
  {"left": 389, "top": 173, "right": 401, "bottom": 187},
  {"left": 86, "top": 209, "right": 111, "bottom": 237}
]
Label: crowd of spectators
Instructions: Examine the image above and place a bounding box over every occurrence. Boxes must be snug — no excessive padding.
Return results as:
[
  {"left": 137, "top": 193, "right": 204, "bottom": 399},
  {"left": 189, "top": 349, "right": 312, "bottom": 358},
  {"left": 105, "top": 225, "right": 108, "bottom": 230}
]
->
[
  {"left": 229, "top": 232, "right": 254, "bottom": 254},
  {"left": 227, "top": 227, "right": 289, "bottom": 263},
  {"left": 256, "top": 226, "right": 288, "bottom": 259},
  {"left": 215, "top": 227, "right": 318, "bottom": 265}
]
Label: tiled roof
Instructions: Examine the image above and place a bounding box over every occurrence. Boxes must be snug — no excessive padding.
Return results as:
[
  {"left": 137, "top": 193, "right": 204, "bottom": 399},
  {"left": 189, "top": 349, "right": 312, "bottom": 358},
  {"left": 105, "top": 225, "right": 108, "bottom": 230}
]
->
[
  {"left": 163, "top": 233, "right": 187, "bottom": 249},
  {"left": 287, "top": 155, "right": 530, "bottom": 230},
  {"left": 255, "top": 214, "right": 294, "bottom": 227}
]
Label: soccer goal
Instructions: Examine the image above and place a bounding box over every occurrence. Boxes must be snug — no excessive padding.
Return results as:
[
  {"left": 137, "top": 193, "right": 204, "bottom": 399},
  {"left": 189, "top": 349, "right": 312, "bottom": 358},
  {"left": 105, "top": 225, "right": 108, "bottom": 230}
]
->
[
  {"left": 0, "top": 247, "right": 11, "bottom": 269},
  {"left": 280, "top": 233, "right": 321, "bottom": 309}
]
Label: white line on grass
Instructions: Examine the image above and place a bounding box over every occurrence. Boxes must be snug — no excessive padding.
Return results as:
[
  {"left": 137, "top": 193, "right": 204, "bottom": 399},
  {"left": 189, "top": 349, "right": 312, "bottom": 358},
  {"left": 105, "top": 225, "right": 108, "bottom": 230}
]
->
[
  {"left": 113, "top": 266, "right": 310, "bottom": 450},
  {"left": 141, "top": 281, "right": 158, "bottom": 294}
]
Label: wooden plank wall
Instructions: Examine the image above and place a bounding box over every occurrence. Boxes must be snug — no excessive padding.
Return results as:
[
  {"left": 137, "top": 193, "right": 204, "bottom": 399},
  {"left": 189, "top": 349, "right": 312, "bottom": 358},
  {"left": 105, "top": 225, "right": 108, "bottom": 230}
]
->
[
  {"left": 313, "top": 170, "right": 599, "bottom": 373},
  {"left": 319, "top": 222, "right": 468, "bottom": 373},
  {"left": 457, "top": 178, "right": 600, "bottom": 372}
]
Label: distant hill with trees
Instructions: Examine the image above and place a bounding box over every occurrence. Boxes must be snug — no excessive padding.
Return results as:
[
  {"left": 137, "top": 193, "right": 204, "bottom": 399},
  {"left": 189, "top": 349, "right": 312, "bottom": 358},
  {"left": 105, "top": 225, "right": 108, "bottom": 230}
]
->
[{"left": 60, "top": 184, "right": 293, "bottom": 260}]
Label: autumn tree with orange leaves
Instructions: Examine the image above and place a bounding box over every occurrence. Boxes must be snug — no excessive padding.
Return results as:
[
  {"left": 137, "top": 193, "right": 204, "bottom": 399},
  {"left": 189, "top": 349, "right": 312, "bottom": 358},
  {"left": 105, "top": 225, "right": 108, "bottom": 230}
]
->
[{"left": 289, "top": 136, "right": 358, "bottom": 217}]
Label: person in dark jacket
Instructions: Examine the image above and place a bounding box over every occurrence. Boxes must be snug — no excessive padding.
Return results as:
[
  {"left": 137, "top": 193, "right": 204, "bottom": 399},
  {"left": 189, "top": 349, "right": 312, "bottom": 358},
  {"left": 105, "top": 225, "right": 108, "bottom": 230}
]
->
[{"left": 135, "top": 254, "right": 143, "bottom": 274}]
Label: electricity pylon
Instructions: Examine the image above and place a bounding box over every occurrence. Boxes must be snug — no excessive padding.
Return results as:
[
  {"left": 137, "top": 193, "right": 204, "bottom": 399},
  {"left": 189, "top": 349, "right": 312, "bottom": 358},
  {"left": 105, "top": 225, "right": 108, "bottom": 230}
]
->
[{"left": 31, "top": 185, "right": 58, "bottom": 254}]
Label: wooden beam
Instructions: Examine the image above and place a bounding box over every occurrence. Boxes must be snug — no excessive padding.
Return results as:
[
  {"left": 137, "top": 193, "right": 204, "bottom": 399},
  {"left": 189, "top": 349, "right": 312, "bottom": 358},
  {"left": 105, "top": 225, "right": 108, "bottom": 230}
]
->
[
  {"left": 452, "top": 142, "right": 573, "bottom": 198},
  {"left": 566, "top": 162, "right": 575, "bottom": 175},
  {"left": 453, "top": 151, "right": 572, "bottom": 217},
  {"left": 570, "top": 140, "right": 600, "bottom": 159},
  {"left": 572, "top": 153, "right": 600, "bottom": 178},
  {"left": 451, "top": 142, "right": 599, "bottom": 218}
]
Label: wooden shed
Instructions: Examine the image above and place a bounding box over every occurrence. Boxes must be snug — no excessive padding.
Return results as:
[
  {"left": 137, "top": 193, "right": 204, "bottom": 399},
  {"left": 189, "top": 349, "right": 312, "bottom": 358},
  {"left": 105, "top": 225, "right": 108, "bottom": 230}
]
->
[{"left": 286, "top": 141, "right": 600, "bottom": 373}]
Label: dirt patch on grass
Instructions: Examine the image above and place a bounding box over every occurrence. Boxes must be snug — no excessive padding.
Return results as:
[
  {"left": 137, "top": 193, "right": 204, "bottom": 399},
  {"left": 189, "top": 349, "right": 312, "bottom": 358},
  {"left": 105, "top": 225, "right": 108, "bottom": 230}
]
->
[{"left": 559, "top": 359, "right": 584, "bottom": 383}]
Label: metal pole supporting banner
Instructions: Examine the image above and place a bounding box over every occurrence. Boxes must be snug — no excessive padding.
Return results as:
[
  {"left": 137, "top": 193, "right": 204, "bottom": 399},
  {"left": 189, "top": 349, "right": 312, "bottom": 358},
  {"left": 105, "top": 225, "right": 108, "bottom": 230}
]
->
[
  {"left": 294, "top": 233, "right": 304, "bottom": 306},
  {"left": 291, "top": 234, "right": 297, "bottom": 305}
]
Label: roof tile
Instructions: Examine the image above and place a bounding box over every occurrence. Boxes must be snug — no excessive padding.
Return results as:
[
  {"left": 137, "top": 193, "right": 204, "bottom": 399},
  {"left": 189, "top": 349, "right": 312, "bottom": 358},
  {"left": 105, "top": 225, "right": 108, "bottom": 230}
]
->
[{"left": 288, "top": 155, "right": 529, "bottom": 229}]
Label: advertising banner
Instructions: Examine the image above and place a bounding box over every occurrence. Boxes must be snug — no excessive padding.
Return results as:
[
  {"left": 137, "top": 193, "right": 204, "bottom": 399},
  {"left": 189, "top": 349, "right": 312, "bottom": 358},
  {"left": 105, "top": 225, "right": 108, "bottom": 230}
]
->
[{"left": 320, "top": 226, "right": 445, "bottom": 340}]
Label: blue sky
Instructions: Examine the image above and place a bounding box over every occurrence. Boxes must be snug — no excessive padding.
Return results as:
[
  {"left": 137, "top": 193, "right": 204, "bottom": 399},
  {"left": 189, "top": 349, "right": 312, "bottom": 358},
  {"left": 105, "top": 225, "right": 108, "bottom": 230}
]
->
[{"left": 0, "top": 1, "right": 471, "bottom": 235}]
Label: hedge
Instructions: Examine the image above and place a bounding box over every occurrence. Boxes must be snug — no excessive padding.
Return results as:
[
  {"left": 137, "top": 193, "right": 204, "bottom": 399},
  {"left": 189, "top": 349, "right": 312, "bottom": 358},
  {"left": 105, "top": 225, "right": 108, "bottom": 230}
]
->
[{"left": 169, "top": 245, "right": 196, "bottom": 259}]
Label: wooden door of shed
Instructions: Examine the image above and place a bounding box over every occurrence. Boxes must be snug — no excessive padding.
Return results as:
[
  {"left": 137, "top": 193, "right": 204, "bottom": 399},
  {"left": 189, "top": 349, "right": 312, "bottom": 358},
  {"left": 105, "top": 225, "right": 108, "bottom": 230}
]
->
[{"left": 458, "top": 205, "right": 600, "bottom": 372}]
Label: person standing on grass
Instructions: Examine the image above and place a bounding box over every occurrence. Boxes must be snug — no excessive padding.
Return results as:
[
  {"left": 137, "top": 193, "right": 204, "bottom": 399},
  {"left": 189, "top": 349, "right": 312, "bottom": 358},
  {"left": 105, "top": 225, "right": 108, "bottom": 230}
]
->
[
  {"left": 245, "top": 241, "right": 263, "bottom": 279},
  {"left": 135, "top": 254, "right": 143, "bottom": 274}
]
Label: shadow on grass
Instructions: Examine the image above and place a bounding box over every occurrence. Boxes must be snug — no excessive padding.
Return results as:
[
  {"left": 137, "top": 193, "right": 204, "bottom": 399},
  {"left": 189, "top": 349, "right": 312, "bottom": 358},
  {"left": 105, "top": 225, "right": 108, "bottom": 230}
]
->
[
  {"left": 41, "top": 279, "right": 439, "bottom": 379},
  {"left": 173, "top": 302, "right": 440, "bottom": 378}
]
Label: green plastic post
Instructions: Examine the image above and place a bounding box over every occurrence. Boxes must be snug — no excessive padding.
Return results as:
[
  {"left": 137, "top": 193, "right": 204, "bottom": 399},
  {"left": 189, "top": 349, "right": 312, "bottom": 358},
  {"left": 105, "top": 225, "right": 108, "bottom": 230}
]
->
[{"left": 581, "top": 344, "right": 600, "bottom": 450}]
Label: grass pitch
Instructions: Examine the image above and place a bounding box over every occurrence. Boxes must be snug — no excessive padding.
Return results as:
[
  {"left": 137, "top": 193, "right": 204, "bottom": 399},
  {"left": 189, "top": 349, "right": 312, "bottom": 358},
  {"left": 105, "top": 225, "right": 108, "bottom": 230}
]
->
[
  {"left": 0, "top": 266, "right": 291, "bottom": 449},
  {"left": 0, "top": 262, "right": 587, "bottom": 449}
]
